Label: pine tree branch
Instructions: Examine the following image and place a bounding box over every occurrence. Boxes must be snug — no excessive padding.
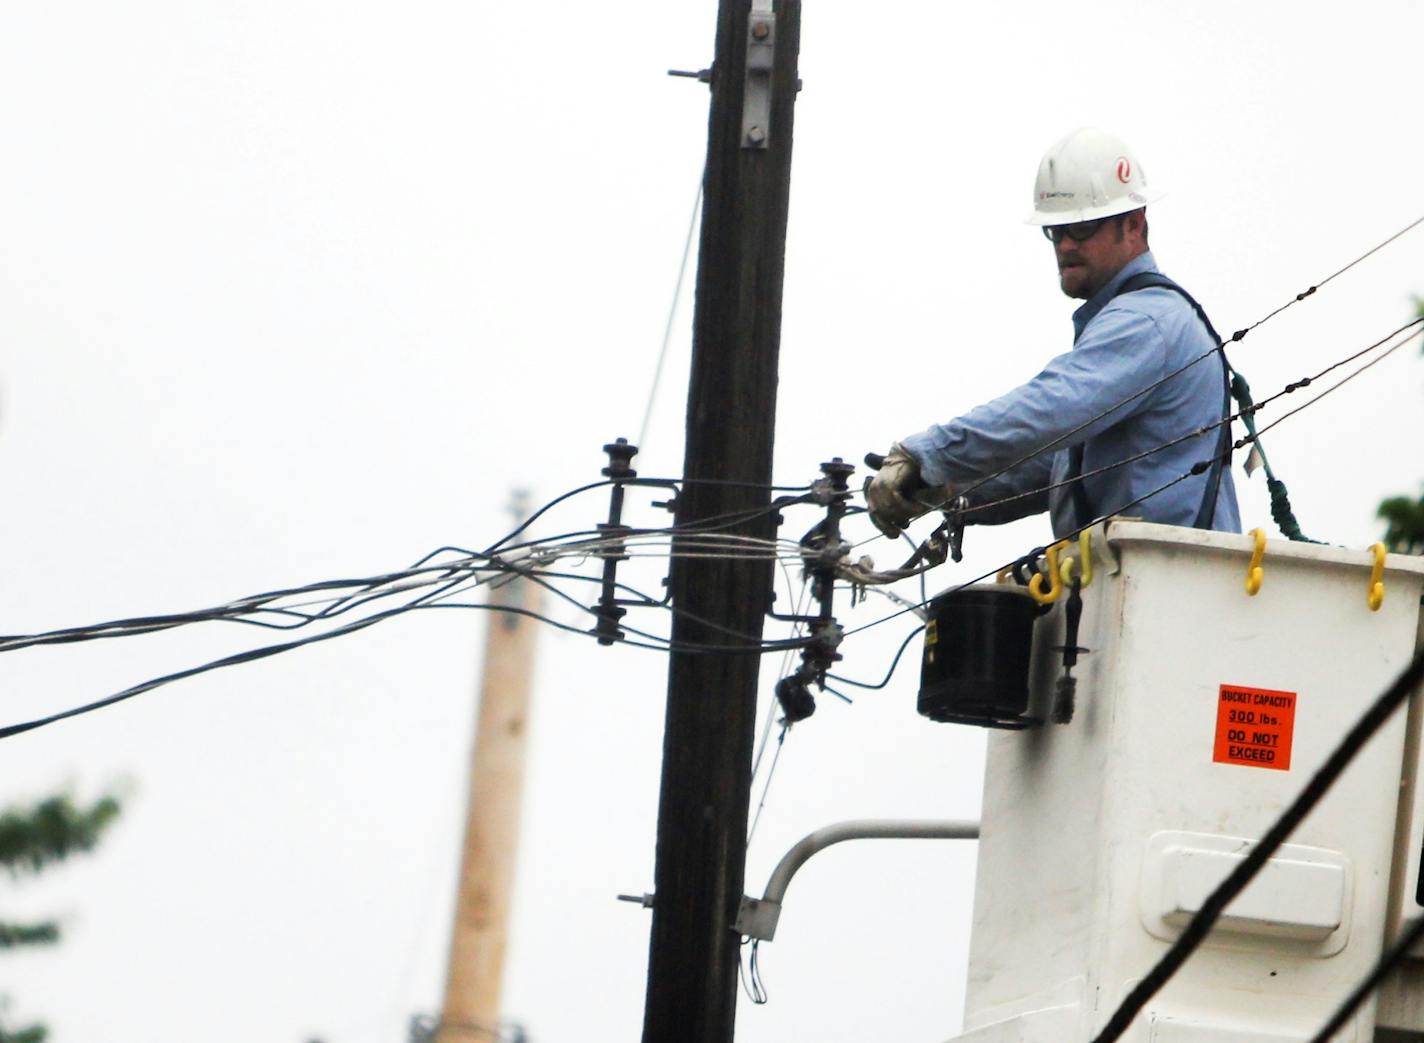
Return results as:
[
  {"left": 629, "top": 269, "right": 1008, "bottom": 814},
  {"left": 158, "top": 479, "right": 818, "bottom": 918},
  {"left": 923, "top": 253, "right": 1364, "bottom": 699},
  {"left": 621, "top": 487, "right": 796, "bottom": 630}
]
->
[
  {"left": 0, "top": 796, "right": 120, "bottom": 877},
  {"left": 0, "top": 1020, "right": 48, "bottom": 1043},
  {"left": 0, "top": 922, "right": 59, "bottom": 950}
]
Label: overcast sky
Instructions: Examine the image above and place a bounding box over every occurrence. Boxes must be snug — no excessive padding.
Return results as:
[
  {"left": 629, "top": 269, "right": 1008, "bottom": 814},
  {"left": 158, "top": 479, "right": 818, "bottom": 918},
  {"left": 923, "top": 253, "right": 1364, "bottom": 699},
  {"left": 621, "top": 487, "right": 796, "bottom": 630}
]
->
[{"left": 1, "top": 3, "right": 1423, "bottom": 1042}]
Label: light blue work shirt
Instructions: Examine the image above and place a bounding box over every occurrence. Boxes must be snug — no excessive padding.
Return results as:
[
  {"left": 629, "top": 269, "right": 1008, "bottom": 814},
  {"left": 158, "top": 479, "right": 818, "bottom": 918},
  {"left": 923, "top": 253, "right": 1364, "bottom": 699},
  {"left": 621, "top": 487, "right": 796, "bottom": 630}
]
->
[{"left": 901, "top": 251, "right": 1241, "bottom": 538}]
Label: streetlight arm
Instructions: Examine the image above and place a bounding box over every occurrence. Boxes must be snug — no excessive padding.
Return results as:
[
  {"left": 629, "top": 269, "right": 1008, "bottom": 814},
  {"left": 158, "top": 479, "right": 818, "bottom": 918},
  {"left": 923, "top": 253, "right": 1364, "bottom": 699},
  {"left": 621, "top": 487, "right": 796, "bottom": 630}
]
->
[{"left": 733, "top": 819, "right": 980, "bottom": 942}]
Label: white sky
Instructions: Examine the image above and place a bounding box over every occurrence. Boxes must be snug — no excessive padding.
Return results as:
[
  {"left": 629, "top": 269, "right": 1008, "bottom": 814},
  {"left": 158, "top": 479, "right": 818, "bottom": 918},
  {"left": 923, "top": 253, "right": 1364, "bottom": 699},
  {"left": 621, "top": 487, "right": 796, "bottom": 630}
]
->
[{"left": 1, "top": 3, "right": 1423, "bottom": 1042}]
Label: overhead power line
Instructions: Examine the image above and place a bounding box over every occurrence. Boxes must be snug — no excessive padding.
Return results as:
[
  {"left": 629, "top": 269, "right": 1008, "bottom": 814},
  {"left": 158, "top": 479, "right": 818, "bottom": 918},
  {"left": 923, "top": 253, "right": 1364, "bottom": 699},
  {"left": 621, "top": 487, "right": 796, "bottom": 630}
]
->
[
  {"left": 5, "top": 206, "right": 1424, "bottom": 743},
  {"left": 841, "top": 313, "right": 1424, "bottom": 642},
  {"left": 3, "top": 291, "right": 1414, "bottom": 739},
  {"left": 946, "top": 211, "right": 1424, "bottom": 511},
  {"left": 964, "top": 314, "right": 1424, "bottom": 519}
]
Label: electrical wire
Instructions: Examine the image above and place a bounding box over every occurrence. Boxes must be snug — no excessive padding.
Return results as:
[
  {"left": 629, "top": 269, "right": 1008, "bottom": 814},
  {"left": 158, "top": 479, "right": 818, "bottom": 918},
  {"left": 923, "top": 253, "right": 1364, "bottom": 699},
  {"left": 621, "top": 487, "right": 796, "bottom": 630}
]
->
[
  {"left": 1307, "top": 914, "right": 1424, "bottom": 1042},
  {"left": 0, "top": 545, "right": 835, "bottom": 740},
  {"left": 842, "top": 309, "right": 1424, "bottom": 641},
  {"left": 746, "top": 723, "right": 789, "bottom": 847},
  {"left": 964, "top": 315, "right": 1424, "bottom": 520},
  {"left": 1245, "top": 323, "right": 1424, "bottom": 444},
  {"left": 638, "top": 178, "right": 703, "bottom": 450},
  {"left": 1088, "top": 645, "right": 1424, "bottom": 1043},
  {"left": 826, "top": 625, "right": 926, "bottom": 690},
  {"left": 939, "top": 211, "right": 1424, "bottom": 511},
  {"left": 471, "top": 560, "right": 811, "bottom": 652},
  {"left": 752, "top": 579, "right": 812, "bottom": 783},
  {"left": 482, "top": 475, "right": 816, "bottom": 560},
  {"left": 3, "top": 277, "right": 1414, "bottom": 739},
  {"left": 0, "top": 499, "right": 819, "bottom": 658},
  {"left": 738, "top": 936, "right": 769, "bottom": 1005}
]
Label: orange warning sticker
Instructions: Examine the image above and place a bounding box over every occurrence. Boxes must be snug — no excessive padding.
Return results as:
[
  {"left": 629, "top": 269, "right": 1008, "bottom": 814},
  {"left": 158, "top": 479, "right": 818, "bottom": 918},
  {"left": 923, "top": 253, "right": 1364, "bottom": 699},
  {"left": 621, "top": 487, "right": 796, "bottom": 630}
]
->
[{"left": 1213, "top": 684, "right": 1297, "bottom": 771}]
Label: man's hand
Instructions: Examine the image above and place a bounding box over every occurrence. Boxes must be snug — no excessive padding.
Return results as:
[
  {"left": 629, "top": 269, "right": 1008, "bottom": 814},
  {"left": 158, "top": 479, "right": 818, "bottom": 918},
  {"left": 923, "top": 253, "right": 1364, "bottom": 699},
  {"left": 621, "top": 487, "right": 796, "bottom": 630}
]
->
[{"left": 865, "top": 442, "right": 933, "bottom": 539}]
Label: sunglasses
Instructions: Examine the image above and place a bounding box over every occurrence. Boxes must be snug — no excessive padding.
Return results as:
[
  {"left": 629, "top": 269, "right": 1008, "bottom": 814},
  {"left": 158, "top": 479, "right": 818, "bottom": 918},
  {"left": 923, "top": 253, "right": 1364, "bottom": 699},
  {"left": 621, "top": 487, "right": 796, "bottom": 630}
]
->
[{"left": 1042, "top": 216, "right": 1116, "bottom": 244}]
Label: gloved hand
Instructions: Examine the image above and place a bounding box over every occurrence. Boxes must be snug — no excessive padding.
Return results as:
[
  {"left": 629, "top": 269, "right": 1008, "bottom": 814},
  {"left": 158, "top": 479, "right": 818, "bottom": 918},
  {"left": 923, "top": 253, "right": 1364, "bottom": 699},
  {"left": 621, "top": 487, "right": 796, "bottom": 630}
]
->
[{"left": 865, "top": 442, "right": 934, "bottom": 539}]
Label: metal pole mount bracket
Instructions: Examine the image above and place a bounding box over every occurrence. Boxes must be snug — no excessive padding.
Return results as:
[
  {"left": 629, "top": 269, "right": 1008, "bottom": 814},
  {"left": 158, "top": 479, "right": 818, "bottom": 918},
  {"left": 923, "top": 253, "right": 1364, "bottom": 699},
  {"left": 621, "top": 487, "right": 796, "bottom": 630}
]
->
[{"left": 741, "top": 1, "right": 776, "bottom": 149}]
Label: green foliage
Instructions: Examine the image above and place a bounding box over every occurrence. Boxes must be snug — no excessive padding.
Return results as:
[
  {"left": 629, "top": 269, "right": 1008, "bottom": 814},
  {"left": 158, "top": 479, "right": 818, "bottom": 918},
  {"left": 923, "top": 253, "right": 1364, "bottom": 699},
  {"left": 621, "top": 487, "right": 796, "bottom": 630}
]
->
[
  {"left": 0, "top": 924, "right": 59, "bottom": 950},
  {"left": 1374, "top": 298, "right": 1424, "bottom": 553},
  {"left": 0, "top": 794, "right": 121, "bottom": 1043},
  {"left": 0, "top": 795, "right": 121, "bottom": 878},
  {"left": 1379, "top": 493, "right": 1424, "bottom": 554},
  {"left": 0, "top": 1021, "right": 47, "bottom": 1043}
]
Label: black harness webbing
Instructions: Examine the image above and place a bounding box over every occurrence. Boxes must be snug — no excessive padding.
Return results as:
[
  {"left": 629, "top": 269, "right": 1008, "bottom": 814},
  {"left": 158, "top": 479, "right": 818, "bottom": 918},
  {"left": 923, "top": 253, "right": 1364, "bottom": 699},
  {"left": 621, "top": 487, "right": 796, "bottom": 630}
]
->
[{"left": 1065, "top": 271, "right": 1233, "bottom": 531}]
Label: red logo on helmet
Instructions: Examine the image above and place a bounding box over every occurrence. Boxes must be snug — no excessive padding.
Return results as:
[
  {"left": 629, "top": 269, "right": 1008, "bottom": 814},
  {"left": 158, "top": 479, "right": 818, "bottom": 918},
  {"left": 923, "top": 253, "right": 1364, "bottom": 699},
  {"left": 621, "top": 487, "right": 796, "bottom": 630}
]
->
[{"left": 1116, "top": 157, "right": 1132, "bottom": 183}]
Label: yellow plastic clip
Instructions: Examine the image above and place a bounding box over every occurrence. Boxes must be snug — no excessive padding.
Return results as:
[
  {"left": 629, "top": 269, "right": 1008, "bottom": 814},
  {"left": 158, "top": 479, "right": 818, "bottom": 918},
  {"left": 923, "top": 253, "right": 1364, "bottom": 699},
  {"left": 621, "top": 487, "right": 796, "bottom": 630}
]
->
[
  {"left": 1368, "top": 543, "right": 1386, "bottom": 611},
  {"left": 1058, "top": 531, "right": 1094, "bottom": 589},
  {"left": 1029, "top": 540, "right": 1070, "bottom": 605},
  {"left": 1245, "top": 528, "right": 1266, "bottom": 596}
]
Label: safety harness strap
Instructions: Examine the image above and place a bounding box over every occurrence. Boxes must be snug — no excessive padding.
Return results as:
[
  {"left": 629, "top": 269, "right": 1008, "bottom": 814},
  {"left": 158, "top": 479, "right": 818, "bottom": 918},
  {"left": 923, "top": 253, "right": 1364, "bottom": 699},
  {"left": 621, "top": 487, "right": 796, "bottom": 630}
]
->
[{"left": 1064, "top": 271, "right": 1233, "bottom": 531}]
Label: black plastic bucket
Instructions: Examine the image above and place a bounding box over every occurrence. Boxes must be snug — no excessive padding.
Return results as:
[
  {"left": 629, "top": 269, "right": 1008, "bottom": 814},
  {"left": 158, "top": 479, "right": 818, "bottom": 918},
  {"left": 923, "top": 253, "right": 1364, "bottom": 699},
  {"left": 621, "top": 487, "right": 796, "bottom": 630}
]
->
[{"left": 918, "top": 584, "right": 1041, "bottom": 727}]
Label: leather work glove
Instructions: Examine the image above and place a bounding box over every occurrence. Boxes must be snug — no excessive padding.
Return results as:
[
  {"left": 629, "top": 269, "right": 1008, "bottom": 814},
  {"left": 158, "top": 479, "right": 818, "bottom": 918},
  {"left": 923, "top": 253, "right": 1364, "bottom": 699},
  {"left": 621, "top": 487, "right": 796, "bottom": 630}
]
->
[{"left": 865, "top": 442, "right": 936, "bottom": 539}]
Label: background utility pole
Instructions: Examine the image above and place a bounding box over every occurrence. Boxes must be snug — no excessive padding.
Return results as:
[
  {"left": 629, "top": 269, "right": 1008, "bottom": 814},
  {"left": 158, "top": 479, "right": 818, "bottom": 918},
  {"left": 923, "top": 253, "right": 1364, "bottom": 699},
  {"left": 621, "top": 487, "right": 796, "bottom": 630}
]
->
[
  {"left": 642, "top": 3, "right": 802, "bottom": 1043},
  {"left": 436, "top": 516, "right": 540, "bottom": 1043}
]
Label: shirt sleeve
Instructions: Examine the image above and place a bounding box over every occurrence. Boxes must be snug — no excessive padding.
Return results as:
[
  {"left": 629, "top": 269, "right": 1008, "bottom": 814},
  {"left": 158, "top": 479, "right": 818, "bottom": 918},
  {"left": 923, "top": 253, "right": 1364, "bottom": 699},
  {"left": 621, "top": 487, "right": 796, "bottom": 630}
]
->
[
  {"left": 957, "top": 453, "right": 1053, "bottom": 525},
  {"left": 899, "top": 304, "right": 1170, "bottom": 494}
]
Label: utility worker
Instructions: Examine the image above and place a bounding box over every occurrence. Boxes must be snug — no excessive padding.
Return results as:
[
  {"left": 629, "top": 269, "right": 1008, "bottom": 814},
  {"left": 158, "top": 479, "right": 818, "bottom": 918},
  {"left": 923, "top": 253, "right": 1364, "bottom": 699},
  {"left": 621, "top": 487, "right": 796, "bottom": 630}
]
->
[{"left": 866, "top": 128, "right": 1241, "bottom": 541}]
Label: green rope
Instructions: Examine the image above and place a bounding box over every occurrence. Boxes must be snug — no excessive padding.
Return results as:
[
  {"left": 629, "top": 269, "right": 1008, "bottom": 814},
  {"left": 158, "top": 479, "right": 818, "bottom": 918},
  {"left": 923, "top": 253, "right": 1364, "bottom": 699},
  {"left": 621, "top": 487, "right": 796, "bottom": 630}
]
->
[{"left": 1230, "top": 373, "right": 1323, "bottom": 543}]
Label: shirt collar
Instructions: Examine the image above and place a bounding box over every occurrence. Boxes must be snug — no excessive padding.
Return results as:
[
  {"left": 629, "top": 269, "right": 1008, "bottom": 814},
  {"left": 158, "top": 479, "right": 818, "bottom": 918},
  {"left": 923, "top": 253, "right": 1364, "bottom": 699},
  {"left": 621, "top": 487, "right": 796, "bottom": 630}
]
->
[{"left": 1071, "top": 250, "right": 1159, "bottom": 341}]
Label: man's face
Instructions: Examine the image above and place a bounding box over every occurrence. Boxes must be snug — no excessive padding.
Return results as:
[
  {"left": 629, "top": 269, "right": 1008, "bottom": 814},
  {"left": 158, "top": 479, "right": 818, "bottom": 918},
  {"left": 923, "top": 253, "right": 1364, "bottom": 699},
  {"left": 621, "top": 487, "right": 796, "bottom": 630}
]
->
[{"left": 1048, "top": 214, "right": 1144, "bottom": 300}]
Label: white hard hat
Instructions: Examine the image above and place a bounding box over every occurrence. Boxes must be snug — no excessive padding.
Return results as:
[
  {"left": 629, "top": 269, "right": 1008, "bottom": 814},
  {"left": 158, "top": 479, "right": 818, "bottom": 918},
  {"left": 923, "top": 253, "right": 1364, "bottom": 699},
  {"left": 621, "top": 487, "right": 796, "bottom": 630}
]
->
[{"left": 1026, "top": 127, "right": 1163, "bottom": 226}]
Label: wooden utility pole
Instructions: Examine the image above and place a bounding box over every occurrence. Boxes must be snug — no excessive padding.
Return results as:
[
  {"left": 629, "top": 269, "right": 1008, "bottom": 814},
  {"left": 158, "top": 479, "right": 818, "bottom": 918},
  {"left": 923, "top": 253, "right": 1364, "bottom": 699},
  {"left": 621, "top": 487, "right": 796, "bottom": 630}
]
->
[
  {"left": 642, "top": 3, "right": 802, "bottom": 1043},
  {"left": 436, "top": 558, "right": 540, "bottom": 1043}
]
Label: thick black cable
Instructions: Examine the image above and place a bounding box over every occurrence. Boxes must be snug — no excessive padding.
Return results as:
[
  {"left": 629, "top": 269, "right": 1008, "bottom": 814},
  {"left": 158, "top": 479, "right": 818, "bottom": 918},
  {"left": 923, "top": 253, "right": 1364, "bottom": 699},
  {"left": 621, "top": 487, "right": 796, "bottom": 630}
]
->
[
  {"left": 1090, "top": 645, "right": 1424, "bottom": 1043},
  {"left": 1307, "top": 914, "right": 1424, "bottom": 1042},
  {"left": 827, "top": 625, "right": 925, "bottom": 690}
]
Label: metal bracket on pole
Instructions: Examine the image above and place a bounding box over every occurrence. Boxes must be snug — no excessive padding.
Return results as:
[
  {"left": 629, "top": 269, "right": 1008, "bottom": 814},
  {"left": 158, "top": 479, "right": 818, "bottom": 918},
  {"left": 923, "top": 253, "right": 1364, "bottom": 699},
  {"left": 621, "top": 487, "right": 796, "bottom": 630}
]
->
[
  {"left": 732, "top": 819, "right": 980, "bottom": 941},
  {"left": 741, "top": 1, "right": 776, "bottom": 149}
]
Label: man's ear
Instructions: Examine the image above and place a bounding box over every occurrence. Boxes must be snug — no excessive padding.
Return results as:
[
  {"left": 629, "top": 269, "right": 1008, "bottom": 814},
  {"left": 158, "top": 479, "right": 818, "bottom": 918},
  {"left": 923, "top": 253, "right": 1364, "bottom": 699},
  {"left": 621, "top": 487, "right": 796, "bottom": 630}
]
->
[{"left": 1127, "top": 209, "right": 1149, "bottom": 244}]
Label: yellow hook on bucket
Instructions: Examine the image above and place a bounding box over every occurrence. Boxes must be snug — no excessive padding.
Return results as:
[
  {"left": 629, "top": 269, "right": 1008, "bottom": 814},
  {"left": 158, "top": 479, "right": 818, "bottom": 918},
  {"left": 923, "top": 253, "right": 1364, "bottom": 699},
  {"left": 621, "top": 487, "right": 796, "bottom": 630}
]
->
[
  {"left": 1245, "top": 528, "right": 1266, "bottom": 596},
  {"left": 1058, "top": 531, "right": 1094, "bottom": 589},
  {"left": 1368, "top": 543, "right": 1386, "bottom": 611},
  {"left": 1029, "top": 540, "right": 1071, "bottom": 605}
]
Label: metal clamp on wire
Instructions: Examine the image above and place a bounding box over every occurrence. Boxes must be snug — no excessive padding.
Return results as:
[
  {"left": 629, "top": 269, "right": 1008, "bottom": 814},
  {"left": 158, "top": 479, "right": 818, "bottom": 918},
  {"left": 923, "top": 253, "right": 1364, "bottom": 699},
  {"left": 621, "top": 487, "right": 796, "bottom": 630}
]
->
[
  {"left": 946, "top": 495, "right": 969, "bottom": 564},
  {"left": 774, "top": 460, "right": 856, "bottom": 723}
]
